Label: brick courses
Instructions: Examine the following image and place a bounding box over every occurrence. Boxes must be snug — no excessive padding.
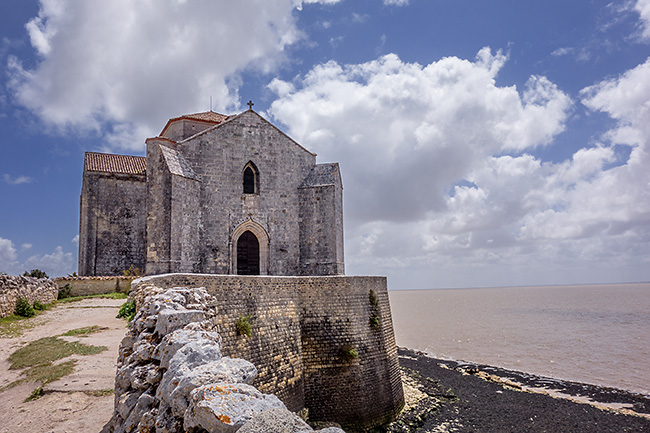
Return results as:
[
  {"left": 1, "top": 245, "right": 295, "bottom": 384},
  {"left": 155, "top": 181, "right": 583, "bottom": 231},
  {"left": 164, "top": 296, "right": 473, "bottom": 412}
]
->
[{"left": 132, "top": 274, "right": 404, "bottom": 429}]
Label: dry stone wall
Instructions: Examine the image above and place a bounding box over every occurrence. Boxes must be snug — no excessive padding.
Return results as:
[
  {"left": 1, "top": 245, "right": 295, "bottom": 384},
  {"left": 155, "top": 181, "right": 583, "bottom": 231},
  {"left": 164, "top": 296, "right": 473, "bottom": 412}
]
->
[
  {"left": 103, "top": 285, "right": 344, "bottom": 433},
  {"left": 0, "top": 276, "right": 58, "bottom": 317},
  {"left": 131, "top": 274, "right": 404, "bottom": 430}
]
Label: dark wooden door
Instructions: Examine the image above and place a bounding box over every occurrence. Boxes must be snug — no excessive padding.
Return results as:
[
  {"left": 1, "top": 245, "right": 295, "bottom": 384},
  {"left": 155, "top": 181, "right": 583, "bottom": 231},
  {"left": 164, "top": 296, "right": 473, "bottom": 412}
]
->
[{"left": 237, "top": 231, "right": 260, "bottom": 275}]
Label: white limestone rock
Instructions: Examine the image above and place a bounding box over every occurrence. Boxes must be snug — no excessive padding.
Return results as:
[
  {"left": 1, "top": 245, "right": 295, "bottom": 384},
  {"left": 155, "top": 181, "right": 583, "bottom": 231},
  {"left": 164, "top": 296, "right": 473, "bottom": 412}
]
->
[
  {"left": 238, "top": 408, "right": 314, "bottom": 433},
  {"left": 184, "top": 383, "right": 286, "bottom": 433},
  {"left": 155, "top": 309, "right": 206, "bottom": 336},
  {"left": 154, "top": 327, "right": 222, "bottom": 369},
  {"left": 120, "top": 392, "right": 157, "bottom": 433},
  {"left": 162, "top": 357, "right": 258, "bottom": 417}
]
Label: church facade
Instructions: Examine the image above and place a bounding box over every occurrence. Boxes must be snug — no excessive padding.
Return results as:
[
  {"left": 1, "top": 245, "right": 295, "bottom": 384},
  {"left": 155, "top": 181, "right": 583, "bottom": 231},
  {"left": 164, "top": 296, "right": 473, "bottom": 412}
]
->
[{"left": 78, "top": 109, "right": 344, "bottom": 277}]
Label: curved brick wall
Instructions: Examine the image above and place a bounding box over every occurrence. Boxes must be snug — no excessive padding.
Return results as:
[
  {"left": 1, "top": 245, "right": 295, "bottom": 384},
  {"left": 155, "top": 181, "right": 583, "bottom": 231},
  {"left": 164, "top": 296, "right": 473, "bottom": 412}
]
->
[{"left": 131, "top": 274, "right": 404, "bottom": 430}]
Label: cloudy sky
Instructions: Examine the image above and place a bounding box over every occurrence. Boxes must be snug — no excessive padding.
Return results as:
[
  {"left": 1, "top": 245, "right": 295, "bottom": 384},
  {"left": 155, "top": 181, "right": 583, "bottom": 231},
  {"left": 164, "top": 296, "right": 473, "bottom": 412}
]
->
[{"left": 1, "top": 0, "right": 649, "bottom": 288}]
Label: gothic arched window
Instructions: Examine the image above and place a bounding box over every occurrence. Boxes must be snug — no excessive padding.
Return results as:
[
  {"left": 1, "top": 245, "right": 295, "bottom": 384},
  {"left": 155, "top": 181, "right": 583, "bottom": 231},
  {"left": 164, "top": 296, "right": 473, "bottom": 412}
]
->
[{"left": 243, "top": 162, "right": 258, "bottom": 194}]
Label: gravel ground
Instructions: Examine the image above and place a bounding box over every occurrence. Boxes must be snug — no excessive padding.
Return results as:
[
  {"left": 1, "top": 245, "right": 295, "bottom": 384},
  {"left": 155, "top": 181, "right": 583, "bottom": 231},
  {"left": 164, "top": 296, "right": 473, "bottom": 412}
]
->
[{"left": 0, "top": 298, "right": 127, "bottom": 433}]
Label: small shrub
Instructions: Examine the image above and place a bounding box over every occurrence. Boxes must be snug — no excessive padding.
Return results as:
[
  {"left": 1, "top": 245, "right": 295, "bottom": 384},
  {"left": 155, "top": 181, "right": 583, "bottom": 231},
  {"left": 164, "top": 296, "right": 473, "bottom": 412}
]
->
[
  {"left": 122, "top": 265, "right": 144, "bottom": 277},
  {"left": 369, "top": 314, "right": 380, "bottom": 329},
  {"left": 116, "top": 300, "right": 136, "bottom": 322},
  {"left": 25, "top": 386, "right": 44, "bottom": 402},
  {"left": 369, "top": 289, "right": 378, "bottom": 307},
  {"left": 33, "top": 300, "right": 47, "bottom": 311},
  {"left": 23, "top": 269, "right": 49, "bottom": 279},
  {"left": 235, "top": 314, "right": 252, "bottom": 337},
  {"left": 58, "top": 283, "right": 72, "bottom": 300},
  {"left": 67, "top": 272, "right": 78, "bottom": 278},
  {"left": 339, "top": 345, "right": 359, "bottom": 363},
  {"left": 15, "top": 297, "right": 35, "bottom": 318}
]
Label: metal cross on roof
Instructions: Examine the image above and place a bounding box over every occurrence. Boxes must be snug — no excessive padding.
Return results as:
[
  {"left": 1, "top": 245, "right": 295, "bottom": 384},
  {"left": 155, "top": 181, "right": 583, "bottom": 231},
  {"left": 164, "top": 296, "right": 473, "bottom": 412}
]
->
[{"left": 247, "top": 100, "right": 254, "bottom": 110}]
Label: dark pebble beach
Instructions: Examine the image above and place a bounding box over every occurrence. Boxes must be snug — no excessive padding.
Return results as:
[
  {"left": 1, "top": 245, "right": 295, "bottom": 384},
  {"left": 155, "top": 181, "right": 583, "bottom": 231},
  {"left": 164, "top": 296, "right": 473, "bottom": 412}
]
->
[{"left": 380, "top": 347, "right": 650, "bottom": 433}]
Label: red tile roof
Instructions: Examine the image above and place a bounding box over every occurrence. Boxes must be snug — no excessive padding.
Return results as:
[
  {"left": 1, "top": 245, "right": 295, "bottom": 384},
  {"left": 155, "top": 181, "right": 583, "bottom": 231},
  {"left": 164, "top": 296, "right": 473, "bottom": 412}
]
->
[
  {"left": 159, "top": 111, "right": 231, "bottom": 138},
  {"left": 84, "top": 152, "right": 146, "bottom": 175},
  {"left": 178, "top": 111, "right": 230, "bottom": 123}
]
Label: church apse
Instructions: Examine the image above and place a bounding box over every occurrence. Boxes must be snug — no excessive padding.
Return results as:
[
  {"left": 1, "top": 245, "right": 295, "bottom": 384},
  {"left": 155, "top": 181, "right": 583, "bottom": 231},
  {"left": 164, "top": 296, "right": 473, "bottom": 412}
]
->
[{"left": 79, "top": 109, "right": 344, "bottom": 277}]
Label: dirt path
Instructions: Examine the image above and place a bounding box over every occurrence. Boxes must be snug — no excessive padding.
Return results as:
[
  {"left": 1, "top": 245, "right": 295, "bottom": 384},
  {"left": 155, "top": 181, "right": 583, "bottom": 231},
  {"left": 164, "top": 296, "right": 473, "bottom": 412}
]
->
[{"left": 0, "top": 298, "right": 127, "bottom": 433}]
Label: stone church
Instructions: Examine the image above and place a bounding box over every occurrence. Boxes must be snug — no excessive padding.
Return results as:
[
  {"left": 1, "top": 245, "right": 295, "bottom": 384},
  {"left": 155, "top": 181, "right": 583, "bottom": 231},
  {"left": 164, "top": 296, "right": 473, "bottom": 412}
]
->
[{"left": 78, "top": 108, "right": 344, "bottom": 277}]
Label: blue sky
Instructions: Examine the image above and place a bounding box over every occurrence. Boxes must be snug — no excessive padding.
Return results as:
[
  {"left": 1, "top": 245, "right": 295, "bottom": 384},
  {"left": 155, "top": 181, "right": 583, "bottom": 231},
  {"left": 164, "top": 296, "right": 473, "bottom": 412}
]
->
[{"left": 1, "top": 0, "right": 649, "bottom": 288}]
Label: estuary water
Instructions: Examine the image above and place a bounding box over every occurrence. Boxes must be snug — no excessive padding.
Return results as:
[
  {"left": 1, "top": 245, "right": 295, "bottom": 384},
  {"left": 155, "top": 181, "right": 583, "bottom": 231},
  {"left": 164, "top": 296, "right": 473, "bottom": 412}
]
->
[{"left": 388, "top": 283, "right": 650, "bottom": 396}]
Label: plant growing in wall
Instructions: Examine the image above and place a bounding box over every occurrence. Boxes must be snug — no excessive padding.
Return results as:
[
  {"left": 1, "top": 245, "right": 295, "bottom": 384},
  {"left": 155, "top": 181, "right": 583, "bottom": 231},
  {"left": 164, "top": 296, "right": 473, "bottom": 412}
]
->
[
  {"left": 122, "top": 265, "right": 144, "bottom": 277},
  {"left": 235, "top": 314, "right": 252, "bottom": 337},
  {"left": 58, "top": 283, "right": 72, "bottom": 300},
  {"left": 369, "top": 289, "right": 381, "bottom": 330},
  {"left": 369, "top": 289, "right": 378, "bottom": 307},
  {"left": 339, "top": 344, "right": 359, "bottom": 363}
]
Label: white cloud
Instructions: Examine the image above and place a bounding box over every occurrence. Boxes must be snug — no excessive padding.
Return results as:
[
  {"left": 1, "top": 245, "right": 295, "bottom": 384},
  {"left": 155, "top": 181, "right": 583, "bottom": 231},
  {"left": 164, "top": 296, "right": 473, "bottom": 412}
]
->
[
  {"left": 269, "top": 49, "right": 650, "bottom": 287},
  {"left": 21, "top": 243, "right": 32, "bottom": 251},
  {"left": 71, "top": 234, "right": 79, "bottom": 245},
  {"left": 3, "top": 174, "right": 33, "bottom": 185},
  {"left": 0, "top": 238, "right": 18, "bottom": 272},
  {"left": 269, "top": 48, "right": 571, "bottom": 225},
  {"left": 384, "top": 0, "right": 409, "bottom": 6},
  {"left": 635, "top": 0, "right": 650, "bottom": 40},
  {"left": 24, "top": 246, "right": 74, "bottom": 277},
  {"left": 8, "top": 0, "right": 335, "bottom": 151}
]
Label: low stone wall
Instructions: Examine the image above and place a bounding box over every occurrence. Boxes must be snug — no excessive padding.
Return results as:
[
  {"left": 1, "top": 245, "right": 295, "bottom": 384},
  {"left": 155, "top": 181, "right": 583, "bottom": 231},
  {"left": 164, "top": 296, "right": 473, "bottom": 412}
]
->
[
  {"left": 131, "top": 274, "right": 405, "bottom": 430},
  {"left": 53, "top": 276, "right": 134, "bottom": 297},
  {"left": 103, "top": 285, "right": 344, "bottom": 433},
  {"left": 0, "top": 275, "right": 59, "bottom": 318}
]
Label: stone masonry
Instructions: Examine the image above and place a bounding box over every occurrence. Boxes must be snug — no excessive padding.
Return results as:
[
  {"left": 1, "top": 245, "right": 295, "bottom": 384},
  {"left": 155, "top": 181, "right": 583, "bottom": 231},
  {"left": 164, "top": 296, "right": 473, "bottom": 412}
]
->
[
  {"left": 131, "top": 274, "right": 405, "bottom": 430},
  {"left": 0, "top": 275, "right": 58, "bottom": 318},
  {"left": 79, "top": 109, "right": 344, "bottom": 277}
]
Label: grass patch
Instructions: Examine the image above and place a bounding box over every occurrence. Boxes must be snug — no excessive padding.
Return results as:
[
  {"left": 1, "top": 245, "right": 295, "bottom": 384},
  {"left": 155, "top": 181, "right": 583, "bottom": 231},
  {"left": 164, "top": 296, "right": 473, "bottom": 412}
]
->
[
  {"left": 24, "top": 360, "right": 77, "bottom": 385},
  {"left": 61, "top": 325, "right": 108, "bottom": 337},
  {"left": 85, "top": 388, "right": 114, "bottom": 397},
  {"left": 56, "top": 292, "right": 128, "bottom": 304},
  {"left": 0, "top": 312, "right": 47, "bottom": 338},
  {"left": 2, "top": 336, "right": 106, "bottom": 399},
  {"left": 9, "top": 336, "right": 107, "bottom": 370}
]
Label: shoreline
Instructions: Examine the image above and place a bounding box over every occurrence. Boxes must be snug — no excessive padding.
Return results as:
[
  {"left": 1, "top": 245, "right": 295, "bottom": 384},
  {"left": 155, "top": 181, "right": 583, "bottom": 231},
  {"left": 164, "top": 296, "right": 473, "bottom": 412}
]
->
[
  {"left": 404, "top": 348, "right": 650, "bottom": 402},
  {"left": 388, "top": 347, "right": 650, "bottom": 432}
]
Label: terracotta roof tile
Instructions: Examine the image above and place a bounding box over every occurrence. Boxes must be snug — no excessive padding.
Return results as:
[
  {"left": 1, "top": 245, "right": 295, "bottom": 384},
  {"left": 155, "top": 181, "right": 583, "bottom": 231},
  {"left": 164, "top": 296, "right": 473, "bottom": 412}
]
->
[
  {"left": 85, "top": 152, "right": 146, "bottom": 175},
  {"left": 178, "top": 111, "right": 231, "bottom": 123}
]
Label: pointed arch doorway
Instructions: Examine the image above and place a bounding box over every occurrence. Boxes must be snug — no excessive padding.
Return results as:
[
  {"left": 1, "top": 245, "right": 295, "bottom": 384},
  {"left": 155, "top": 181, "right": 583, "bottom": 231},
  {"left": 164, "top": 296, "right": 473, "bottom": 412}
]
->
[
  {"left": 231, "top": 219, "right": 269, "bottom": 275},
  {"left": 237, "top": 231, "right": 260, "bottom": 275}
]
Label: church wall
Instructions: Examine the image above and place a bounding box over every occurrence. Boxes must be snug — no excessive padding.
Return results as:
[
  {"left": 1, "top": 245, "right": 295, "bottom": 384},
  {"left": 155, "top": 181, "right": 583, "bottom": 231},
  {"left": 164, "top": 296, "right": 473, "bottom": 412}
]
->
[
  {"left": 298, "top": 183, "right": 345, "bottom": 275},
  {"left": 145, "top": 142, "right": 173, "bottom": 275},
  {"left": 169, "top": 174, "right": 202, "bottom": 272},
  {"left": 78, "top": 171, "right": 146, "bottom": 276},
  {"left": 176, "top": 112, "right": 318, "bottom": 275},
  {"left": 162, "top": 119, "right": 216, "bottom": 142},
  {"left": 131, "top": 274, "right": 404, "bottom": 429}
]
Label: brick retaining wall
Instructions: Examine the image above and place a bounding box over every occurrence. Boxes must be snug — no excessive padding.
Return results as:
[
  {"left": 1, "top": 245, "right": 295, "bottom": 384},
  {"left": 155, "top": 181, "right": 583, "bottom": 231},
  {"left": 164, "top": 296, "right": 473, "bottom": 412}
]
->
[{"left": 131, "top": 274, "right": 404, "bottom": 430}]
